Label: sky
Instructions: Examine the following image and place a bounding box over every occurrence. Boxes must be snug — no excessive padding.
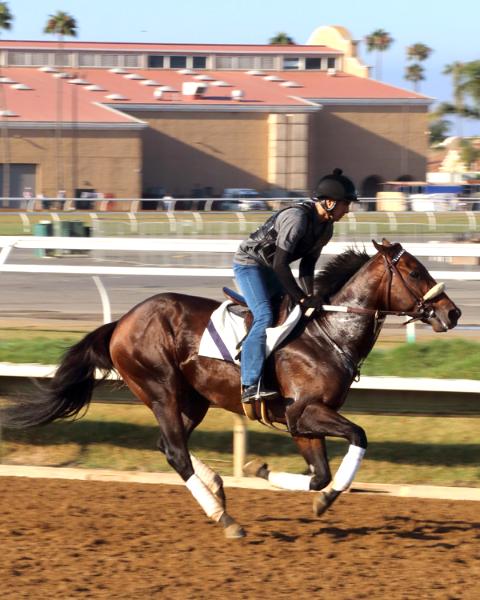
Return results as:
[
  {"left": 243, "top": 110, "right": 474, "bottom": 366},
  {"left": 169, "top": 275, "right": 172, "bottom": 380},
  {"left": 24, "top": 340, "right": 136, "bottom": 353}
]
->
[{"left": 3, "top": 0, "right": 479, "bottom": 134}]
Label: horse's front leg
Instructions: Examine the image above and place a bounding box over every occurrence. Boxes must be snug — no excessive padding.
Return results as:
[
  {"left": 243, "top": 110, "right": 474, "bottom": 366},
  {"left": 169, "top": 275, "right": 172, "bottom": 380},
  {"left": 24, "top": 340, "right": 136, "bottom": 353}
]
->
[
  {"left": 288, "top": 401, "right": 368, "bottom": 516},
  {"left": 243, "top": 436, "right": 331, "bottom": 492}
]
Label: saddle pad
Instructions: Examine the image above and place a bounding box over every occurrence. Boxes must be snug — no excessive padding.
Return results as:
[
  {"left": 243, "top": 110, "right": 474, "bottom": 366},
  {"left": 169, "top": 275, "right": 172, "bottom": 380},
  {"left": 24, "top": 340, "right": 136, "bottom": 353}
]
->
[{"left": 198, "top": 301, "right": 302, "bottom": 365}]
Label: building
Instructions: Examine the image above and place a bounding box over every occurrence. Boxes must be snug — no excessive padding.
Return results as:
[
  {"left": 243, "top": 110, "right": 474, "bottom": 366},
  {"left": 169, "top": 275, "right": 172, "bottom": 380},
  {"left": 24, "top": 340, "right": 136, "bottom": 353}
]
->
[{"left": 0, "top": 26, "right": 431, "bottom": 200}]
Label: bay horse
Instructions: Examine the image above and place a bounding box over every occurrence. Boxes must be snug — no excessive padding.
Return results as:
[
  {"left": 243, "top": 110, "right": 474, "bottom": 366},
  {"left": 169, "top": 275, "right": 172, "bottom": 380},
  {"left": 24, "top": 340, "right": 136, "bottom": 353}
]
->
[{"left": 1, "top": 240, "right": 461, "bottom": 539}]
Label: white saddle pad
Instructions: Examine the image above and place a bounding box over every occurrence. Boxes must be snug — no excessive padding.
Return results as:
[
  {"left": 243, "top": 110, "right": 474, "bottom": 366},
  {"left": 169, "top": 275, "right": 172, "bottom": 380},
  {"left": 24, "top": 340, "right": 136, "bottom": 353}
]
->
[{"left": 198, "top": 301, "right": 302, "bottom": 365}]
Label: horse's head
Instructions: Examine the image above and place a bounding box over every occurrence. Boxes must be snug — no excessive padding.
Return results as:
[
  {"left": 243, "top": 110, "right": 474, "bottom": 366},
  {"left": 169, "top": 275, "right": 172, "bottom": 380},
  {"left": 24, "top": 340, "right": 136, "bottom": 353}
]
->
[{"left": 372, "top": 239, "right": 461, "bottom": 332}]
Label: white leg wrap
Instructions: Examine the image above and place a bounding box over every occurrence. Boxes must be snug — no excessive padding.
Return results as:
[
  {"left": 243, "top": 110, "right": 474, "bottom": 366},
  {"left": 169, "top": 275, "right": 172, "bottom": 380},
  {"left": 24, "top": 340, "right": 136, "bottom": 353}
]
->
[
  {"left": 268, "top": 471, "right": 312, "bottom": 491},
  {"left": 332, "top": 445, "right": 366, "bottom": 492},
  {"left": 190, "top": 454, "right": 223, "bottom": 494},
  {"left": 185, "top": 474, "right": 224, "bottom": 522}
]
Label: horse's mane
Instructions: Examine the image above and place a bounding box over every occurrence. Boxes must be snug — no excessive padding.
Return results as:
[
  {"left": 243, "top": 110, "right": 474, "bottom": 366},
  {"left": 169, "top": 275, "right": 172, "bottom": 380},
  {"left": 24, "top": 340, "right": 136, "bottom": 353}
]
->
[{"left": 314, "top": 247, "right": 371, "bottom": 299}]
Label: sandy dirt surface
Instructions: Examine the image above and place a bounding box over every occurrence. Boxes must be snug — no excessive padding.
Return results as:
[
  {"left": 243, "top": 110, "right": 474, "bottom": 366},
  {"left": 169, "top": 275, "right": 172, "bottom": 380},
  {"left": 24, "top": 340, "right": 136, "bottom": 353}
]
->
[{"left": 1, "top": 478, "right": 479, "bottom": 599}]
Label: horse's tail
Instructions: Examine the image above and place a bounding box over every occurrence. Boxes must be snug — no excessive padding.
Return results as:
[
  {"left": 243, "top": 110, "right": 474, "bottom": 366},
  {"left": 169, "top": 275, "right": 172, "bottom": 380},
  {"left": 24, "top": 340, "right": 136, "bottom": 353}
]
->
[{"left": 0, "top": 321, "right": 118, "bottom": 429}]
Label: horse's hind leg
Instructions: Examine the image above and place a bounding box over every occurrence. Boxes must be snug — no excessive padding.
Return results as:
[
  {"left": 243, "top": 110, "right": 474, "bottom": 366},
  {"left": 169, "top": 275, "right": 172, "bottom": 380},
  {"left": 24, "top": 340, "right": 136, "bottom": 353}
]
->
[
  {"left": 157, "top": 396, "right": 227, "bottom": 510},
  {"left": 122, "top": 372, "right": 244, "bottom": 538}
]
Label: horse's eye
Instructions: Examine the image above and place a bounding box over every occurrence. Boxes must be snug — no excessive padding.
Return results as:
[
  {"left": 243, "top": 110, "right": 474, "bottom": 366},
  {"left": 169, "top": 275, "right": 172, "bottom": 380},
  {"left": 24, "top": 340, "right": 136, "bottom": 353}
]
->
[{"left": 410, "top": 270, "right": 420, "bottom": 279}]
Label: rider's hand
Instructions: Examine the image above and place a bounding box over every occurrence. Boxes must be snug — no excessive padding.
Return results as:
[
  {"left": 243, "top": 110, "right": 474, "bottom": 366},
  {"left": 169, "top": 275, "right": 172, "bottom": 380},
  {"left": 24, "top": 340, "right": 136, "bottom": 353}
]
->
[{"left": 299, "top": 295, "right": 318, "bottom": 314}]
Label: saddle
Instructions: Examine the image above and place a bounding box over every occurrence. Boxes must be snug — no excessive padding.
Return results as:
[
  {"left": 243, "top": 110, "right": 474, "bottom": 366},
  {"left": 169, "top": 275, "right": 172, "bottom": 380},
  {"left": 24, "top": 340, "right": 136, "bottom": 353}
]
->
[{"left": 222, "top": 286, "right": 290, "bottom": 330}]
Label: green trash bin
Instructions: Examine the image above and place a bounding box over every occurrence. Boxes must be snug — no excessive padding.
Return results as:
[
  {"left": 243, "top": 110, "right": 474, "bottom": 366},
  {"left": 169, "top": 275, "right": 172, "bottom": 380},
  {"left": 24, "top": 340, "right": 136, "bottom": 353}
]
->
[
  {"left": 33, "top": 221, "right": 53, "bottom": 258},
  {"left": 52, "top": 220, "right": 89, "bottom": 255}
]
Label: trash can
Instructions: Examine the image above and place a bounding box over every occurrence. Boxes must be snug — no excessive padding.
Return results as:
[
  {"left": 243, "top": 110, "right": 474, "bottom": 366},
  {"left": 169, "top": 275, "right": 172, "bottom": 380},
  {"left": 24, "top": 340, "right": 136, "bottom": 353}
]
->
[
  {"left": 33, "top": 221, "right": 53, "bottom": 258},
  {"left": 52, "top": 220, "right": 90, "bottom": 255}
]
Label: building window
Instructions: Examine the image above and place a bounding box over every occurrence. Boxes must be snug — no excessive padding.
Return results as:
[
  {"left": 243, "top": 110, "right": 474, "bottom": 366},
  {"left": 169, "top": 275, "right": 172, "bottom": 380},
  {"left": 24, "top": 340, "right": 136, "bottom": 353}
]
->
[
  {"left": 215, "top": 55, "right": 234, "bottom": 69},
  {"left": 100, "top": 54, "right": 119, "bottom": 67},
  {"left": 124, "top": 54, "right": 140, "bottom": 68},
  {"left": 148, "top": 55, "right": 164, "bottom": 68},
  {"left": 7, "top": 52, "right": 27, "bottom": 65},
  {"left": 305, "top": 57, "right": 321, "bottom": 70},
  {"left": 238, "top": 56, "right": 255, "bottom": 69},
  {"left": 79, "top": 53, "right": 97, "bottom": 67},
  {"left": 258, "top": 56, "right": 275, "bottom": 70},
  {"left": 283, "top": 57, "right": 299, "bottom": 70},
  {"left": 54, "top": 52, "right": 71, "bottom": 67},
  {"left": 327, "top": 57, "right": 336, "bottom": 69},
  {"left": 192, "top": 56, "right": 206, "bottom": 69},
  {"left": 170, "top": 55, "right": 187, "bottom": 68}
]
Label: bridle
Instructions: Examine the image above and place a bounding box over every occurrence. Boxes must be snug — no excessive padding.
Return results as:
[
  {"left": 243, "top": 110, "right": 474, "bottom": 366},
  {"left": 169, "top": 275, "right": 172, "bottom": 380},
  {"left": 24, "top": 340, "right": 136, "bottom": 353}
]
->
[
  {"left": 379, "top": 247, "right": 445, "bottom": 324},
  {"left": 315, "top": 246, "right": 445, "bottom": 324}
]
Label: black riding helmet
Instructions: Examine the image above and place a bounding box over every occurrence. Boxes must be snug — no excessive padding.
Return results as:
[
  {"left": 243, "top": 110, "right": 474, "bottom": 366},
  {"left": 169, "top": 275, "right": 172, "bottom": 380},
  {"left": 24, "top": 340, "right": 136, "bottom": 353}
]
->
[{"left": 313, "top": 168, "right": 358, "bottom": 203}]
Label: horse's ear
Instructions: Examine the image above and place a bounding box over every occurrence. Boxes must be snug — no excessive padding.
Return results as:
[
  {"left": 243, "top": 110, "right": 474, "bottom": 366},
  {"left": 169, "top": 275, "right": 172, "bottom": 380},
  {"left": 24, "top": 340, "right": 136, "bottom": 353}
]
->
[
  {"left": 372, "top": 240, "right": 384, "bottom": 252},
  {"left": 381, "top": 238, "right": 391, "bottom": 246}
]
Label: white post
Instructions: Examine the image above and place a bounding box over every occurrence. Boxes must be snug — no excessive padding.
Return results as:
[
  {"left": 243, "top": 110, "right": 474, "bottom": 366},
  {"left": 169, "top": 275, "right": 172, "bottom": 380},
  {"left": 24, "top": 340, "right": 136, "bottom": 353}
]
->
[
  {"left": 92, "top": 276, "right": 112, "bottom": 324},
  {"left": 405, "top": 318, "right": 416, "bottom": 343},
  {"left": 232, "top": 414, "right": 247, "bottom": 478}
]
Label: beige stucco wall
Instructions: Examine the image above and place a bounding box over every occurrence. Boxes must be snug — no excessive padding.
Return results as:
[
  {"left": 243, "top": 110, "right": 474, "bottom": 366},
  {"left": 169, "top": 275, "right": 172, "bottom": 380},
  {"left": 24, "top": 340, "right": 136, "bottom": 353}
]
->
[
  {"left": 308, "top": 105, "right": 429, "bottom": 191},
  {"left": 130, "top": 111, "right": 269, "bottom": 196},
  {"left": 5, "top": 128, "right": 142, "bottom": 198},
  {"left": 307, "top": 26, "right": 369, "bottom": 78}
]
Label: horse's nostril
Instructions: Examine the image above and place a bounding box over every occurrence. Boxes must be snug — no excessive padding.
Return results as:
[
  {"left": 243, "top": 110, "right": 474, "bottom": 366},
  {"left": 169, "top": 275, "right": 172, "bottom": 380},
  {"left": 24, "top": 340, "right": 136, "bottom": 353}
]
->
[{"left": 449, "top": 308, "right": 461, "bottom": 324}]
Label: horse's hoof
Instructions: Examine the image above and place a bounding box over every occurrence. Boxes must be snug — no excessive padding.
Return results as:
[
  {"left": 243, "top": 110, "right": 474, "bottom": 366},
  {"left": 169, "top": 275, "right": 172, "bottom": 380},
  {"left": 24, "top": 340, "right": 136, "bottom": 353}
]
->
[
  {"left": 313, "top": 490, "right": 340, "bottom": 517},
  {"left": 224, "top": 522, "right": 246, "bottom": 539},
  {"left": 243, "top": 458, "right": 268, "bottom": 478},
  {"left": 219, "top": 512, "right": 246, "bottom": 539}
]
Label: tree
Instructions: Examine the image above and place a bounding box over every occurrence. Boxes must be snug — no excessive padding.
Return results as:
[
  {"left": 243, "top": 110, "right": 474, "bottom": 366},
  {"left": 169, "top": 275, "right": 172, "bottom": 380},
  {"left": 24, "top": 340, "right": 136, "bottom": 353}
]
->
[
  {"left": 404, "top": 63, "right": 425, "bottom": 92},
  {"left": 269, "top": 32, "right": 295, "bottom": 45},
  {"left": 459, "top": 139, "right": 480, "bottom": 170},
  {"left": 0, "top": 1, "right": 13, "bottom": 201},
  {"left": 438, "top": 61, "right": 480, "bottom": 136},
  {"left": 429, "top": 119, "right": 451, "bottom": 145},
  {"left": 406, "top": 43, "right": 432, "bottom": 62},
  {"left": 365, "top": 29, "right": 394, "bottom": 80},
  {"left": 44, "top": 10, "right": 77, "bottom": 195}
]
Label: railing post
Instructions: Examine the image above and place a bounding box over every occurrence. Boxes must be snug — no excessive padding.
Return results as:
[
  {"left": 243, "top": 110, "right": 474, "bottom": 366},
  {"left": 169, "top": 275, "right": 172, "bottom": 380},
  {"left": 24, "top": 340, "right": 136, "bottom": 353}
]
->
[{"left": 232, "top": 414, "right": 247, "bottom": 478}]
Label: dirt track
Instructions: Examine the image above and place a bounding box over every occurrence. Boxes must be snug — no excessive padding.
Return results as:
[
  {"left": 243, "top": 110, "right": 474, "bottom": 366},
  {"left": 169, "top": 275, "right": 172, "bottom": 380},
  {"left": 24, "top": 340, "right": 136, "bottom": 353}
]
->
[{"left": 0, "top": 477, "right": 479, "bottom": 599}]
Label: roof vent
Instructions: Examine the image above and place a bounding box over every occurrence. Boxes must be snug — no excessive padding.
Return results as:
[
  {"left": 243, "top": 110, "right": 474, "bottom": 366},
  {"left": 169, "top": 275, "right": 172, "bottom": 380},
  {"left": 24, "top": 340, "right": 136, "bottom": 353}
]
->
[
  {"left": 85, "top": 84, "right": 105, "bottom": 92},
  {"left": 0, "top": 76, "right": 16, "bottom": 84},
  {"left": 231, "top": 89, "right": 244, "bottom": 102},
  {"left": 109, "top": 68, "right": 127, "bottom": 74},
  {"left": 140, "top": 79, "right": 160, "bottom": 86},
  {"left": 0, "top": 109, "right": 18, "bottom": 117},
  {"left": 178, "top": 69, "right": 195, "bottom": 75},
  {"left": 69, "top": 78, "right": 89, "bottom": 85},
  {"left": 124, "top": 73, "right": 143, "bottom": 80},
  {"left": 11, "top": 83, "right": 32, "bottom": 90},
  {"left": 53, "top": 72, "right": 72, "bottom": 79},
  {"left": 280, "top": 80, "right": 302, "bottom": 88},
  {"left": 327, "top": 67, "right": 337, "bottom": 76},
  {"left": 211, "top": 80, "right": 231, "bottom": 87},
  {"left": 105, "top": 93, "right": 127, "bottom": 100},
  {"left": 39, "top": 66, "right": 57, "bottom": 73},
  {"left": 194, "top": 74, "right": 213, "bottom": 81},
  {"left": 154, "top": 86, "right": 177, "bottom": 100},
  {"left": 264, "top": 75, "right": 284, "bottom": 82},
  {"left": 247, "top": 70, "right": 264, "bottom": 76},
  {"left": 182, "top": 81, "right": 208, "bottom": 98}
]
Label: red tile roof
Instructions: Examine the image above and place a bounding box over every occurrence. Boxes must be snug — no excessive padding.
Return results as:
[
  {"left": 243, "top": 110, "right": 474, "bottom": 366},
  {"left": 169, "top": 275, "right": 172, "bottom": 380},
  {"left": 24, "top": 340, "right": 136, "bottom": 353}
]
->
[{"left": 0, "top": 65, "right": 430, "bottom": 125}]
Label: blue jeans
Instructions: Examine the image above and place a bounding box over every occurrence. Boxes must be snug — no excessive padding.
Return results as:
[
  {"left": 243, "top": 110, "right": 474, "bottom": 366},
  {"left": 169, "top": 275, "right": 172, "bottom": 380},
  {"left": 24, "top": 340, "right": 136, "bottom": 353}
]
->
[{"left": 233, "top": 263, "right": 282, "bottom": 387}]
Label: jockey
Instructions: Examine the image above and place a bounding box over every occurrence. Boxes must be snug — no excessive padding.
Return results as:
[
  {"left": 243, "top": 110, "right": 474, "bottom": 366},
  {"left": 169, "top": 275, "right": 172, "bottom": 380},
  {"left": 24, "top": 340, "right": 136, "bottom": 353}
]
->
[{"left": 233, "top": 168, "right": 358, "bottom": 404}]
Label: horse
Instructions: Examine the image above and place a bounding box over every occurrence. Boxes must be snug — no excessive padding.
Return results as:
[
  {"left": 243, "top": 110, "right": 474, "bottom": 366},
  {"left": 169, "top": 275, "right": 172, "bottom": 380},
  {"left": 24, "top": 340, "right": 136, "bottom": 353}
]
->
[{"left": 1, "top": 239, "right": 461, "bottom": 539}]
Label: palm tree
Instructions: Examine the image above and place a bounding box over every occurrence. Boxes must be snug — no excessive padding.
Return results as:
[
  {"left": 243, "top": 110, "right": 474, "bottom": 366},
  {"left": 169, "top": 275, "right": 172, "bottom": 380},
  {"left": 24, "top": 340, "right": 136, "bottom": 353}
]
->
[
  {"left": 269, "top": 32, "right": 295, "bottom": 45},
  {"left": 365, "top": 29, "right": 394, "bottom": 80},
  {"left": 406, "top": 43, "right": 432, "bottom": 62},
  {"left": 44, "top": 10, "right": 77, "bottom": 196},
  {"left": 429, "top": 119, "right": 451, "bottom": 145},
  {"left": 404, "top": 63, "right": 425, "bottom": 92},
  {"left": 442, "top": 61, "right": 465, "bottom": 136},
  {"left": 0, "top": 2, "right": 13, "bottom": 202}
]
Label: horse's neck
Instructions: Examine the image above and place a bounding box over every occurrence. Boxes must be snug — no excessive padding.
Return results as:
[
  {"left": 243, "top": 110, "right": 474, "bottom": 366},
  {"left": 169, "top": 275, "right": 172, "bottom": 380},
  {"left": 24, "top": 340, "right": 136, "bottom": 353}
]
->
[{"left": 322, "top": 260, "right": 386, "bottom": 360}]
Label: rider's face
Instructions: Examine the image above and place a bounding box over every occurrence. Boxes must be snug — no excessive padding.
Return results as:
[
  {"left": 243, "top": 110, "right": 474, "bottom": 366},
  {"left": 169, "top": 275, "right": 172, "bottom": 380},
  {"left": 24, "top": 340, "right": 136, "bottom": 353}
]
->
[{"left": 322, "top": 199, "right": 350, "bottom": 221}]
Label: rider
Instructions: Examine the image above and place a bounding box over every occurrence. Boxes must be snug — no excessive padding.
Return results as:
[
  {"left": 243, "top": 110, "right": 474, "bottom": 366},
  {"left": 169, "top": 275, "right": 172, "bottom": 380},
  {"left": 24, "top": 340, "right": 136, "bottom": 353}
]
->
[{"left": 233, "top": 168, "right": 358, "bottom": 404}]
